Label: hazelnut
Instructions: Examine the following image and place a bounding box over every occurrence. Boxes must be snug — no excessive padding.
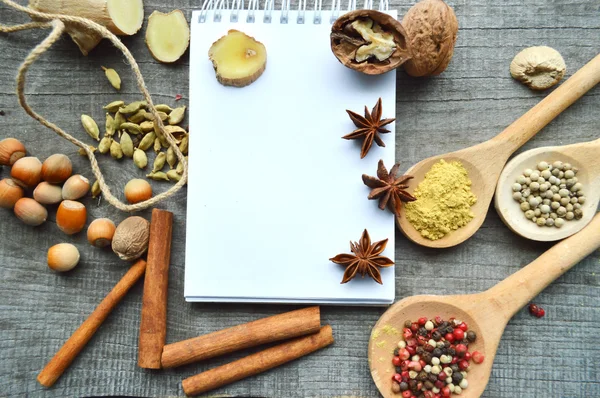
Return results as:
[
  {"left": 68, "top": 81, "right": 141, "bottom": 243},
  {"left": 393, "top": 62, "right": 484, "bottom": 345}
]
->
[
  {"left": 0, "top": 178, "right": 24, "bottom": 209},
  {"left": 0, "top": 138, "right": 26, "bottom": 166},
  {"left": 331, "top": 10, "right": 411, "bottom": 75},
  {"left": 41, "top": 154, "right": 72, "bottom": 184},
  {"left": 33, "top": 182, "right": 63, "bottom": 205},
  {"left": 62, "top": 175, "right": 90, "bottom": 200},
  {"left": 14, "top": 197, "right": 47, "bottom": 226},
  {"left": 47, "top": 243, "right": 80, "bottom": 272},
  {"left": 124, "top": 179, "right": 152, "bottom": 204},
  {"left": 402, "top": 0, "right": 459, "bottom": 77},
  {"left": 11, "top": 156, "right": 42, "bottom": 188},
  {"left": 56, "top": 200, "right": 87, "bottom": 235},
  {"left": 87, "top": 218, "right": 116, "bottom": 248},
  {"left": 112, "top": 216, "right": 150, "bottom": 261},
  {"left": 510, "top": 46, "right": 566, "bottom": 90}
]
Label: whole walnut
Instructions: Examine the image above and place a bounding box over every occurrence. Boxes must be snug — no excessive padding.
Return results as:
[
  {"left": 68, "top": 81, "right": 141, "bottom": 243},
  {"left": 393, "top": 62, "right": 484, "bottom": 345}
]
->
[{"left": 402, "top": 0, "right": 459, "bottom": 77}]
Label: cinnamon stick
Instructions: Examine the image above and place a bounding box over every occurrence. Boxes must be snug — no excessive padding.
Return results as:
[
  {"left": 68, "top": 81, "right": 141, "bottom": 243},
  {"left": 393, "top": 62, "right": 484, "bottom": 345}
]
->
[
  {"left": 162, "top": 306, "right": 321, "bottom": 369},
  {"left": 138, "top": 209, "right": 173, "bottom": 369},
  {"left": 37, "top": 259, "right": 147, "bottom": 388},
  {"left": 182, "top": 325, "right": 334, "bottom": 396}
]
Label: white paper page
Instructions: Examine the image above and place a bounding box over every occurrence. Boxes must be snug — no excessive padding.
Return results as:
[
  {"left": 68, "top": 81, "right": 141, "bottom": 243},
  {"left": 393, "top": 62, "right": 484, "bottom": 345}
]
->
[{"left": 186, "top": 9, "right": 397, "bottom": 304}]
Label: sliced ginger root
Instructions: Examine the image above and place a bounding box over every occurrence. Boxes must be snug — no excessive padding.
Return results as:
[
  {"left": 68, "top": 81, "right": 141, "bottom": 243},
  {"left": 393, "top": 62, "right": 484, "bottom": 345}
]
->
[
  {"left": 145, "top": 10, "right": 190, "bottom": 63},
  {"left": 208, "top": 30, "right": 267, "bottom": 88},
  {"left": 29, "top": 0, "right": 144, "bottom": 55}
]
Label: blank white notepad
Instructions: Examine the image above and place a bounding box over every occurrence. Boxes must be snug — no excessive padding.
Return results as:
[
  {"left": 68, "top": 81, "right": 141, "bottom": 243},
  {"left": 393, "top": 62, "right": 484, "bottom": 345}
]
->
[{"left": 185, "top": 7, "right": 397, "bottom": 304}]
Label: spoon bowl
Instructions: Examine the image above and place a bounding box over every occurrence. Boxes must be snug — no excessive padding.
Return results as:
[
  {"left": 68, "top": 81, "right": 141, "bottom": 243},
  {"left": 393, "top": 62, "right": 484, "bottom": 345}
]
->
[
  {"left": 495, "top": 139, "right": 600, "bottom": 241},
  {"left": 397, "top": 53, "right": 600, "bottom": 248},
  {"left": 371, "top": 212, "right": 600, "bottom": 397}
]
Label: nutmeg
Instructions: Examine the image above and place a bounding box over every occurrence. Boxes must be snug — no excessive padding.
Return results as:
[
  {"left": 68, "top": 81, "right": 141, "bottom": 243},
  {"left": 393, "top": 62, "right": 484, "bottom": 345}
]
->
[
  {"left": 402, "top": 0, "right": 458, "bottom": 77},
  {"left": 87, "top": 218, "right": 116, "bottom": 248},
  {"left": 14, "top": 197, "right": 47, "bottom": 226},
  {"left": 124, "top": 178, "right": 152, "bottom": 204},
  {"left": 330, "top": 10, "right": 411, "bottom": 75},
  {"left": 11, "top": 156, "right": 42, "bottom": 188},
  {"left": 0, "top": 138, "right": 26, "bottom": 166},
  {"left": 47, "top": 243, "right": 80, "bottom": 272},
  {"left": 62, "top": 174, "right": 90, "bottom": 200},
  {"left": 56, "top": 200, "right": 87, "bottom": 235},
  {"left": 33, "top": 182, "right": 63, "bottom": 205},
  {"left": 112, "top": 216, "right": 150, "bottom": 261},
  {"left": 0, "top": 178, "right": 24, "bottom": 209},
  {"left": 41, "top": 154, "right": 72, "bottom": 184}
]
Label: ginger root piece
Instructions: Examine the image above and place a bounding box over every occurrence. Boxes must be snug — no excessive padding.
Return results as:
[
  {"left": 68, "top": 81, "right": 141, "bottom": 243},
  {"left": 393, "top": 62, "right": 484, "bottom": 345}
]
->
[
  {"left": 29, "top": 0, "right": 144, "bottom": 55},
  {"left": 208, "top": 30, "right": 267, "bottom": 88},
  {"left": 145, "top": 10, "right": 190, "bottom": 64},
  {"left": 510, "top": 46, "right": 566, "bottom": 90}
]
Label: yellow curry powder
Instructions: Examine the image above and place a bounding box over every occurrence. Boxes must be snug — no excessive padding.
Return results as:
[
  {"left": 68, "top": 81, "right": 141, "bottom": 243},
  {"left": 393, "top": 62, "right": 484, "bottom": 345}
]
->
[{"left": 405, "top": 159, "right": 477, "bottom": 240}]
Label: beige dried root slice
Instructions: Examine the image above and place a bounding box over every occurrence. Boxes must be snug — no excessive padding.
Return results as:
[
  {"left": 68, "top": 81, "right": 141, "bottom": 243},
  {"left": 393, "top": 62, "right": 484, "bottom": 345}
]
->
[
  {"left": 29, "top": 0, "right": 144, "bottom": 55},
  {"left": 208, "top": 30, "right": 267, "bottom": 88},
  {"left": 510, "top": 46, "right": 566, "bottom": 90},
  {"left": 145, "top": 10, "right": 190, "bottom": 63}
]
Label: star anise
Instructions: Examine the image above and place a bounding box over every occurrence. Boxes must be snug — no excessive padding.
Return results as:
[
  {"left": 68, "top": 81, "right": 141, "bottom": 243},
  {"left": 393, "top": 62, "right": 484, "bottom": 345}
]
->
[
  {"left": 362, "top": 160, "right": 416, "bottom": 216},
  {"left": 343, "top": 98, "right": 395, "bottom": 159},
  {"left": 329, "top": 229, "right": 394, "bottom": 284}
]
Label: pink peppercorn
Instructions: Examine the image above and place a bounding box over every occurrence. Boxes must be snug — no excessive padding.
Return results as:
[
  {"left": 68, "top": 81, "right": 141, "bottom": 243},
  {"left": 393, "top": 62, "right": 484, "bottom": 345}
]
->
[
  {"left": 418, "top": 317, "right": 428, "bottom": 326},
  {"left": 441, "top": 386, "right": 451, "bottom": 397},
  {"left": 399, "top": 348, "right": 411, "bottom": 360},
  {"left": 463, "top": 352, "right": 471, "bottom": 361},
  {"left": 393, "top": 373, "right": 402, "bottom": 382},
  {"left": 437, "top": 372, "right": 447, "bottom": 381},
  {"left": 458, "top": 359, "right": 470, "bottom": 370},
  {"left": 458, "top": 322, "right": 468, "bottom": 331},
  {"left": 392, "top": 356, "right": 402, "bottom": 366},
  {"left": 536, "top": 308, "right": 546, "bottom": 318},
  {"left": 411, "top": 322, "right": 419, "bottom": 333},
  {"left": 435, "top": 380, "right": 445, "bottom": 389},
  {"left": 444, "top": 333, "right": 455, "bottom": 343},
  {"left": 434, "top": 394, "right": 441, "bottom": 398},
  {"left": 424, "top": 391, "right": 434, "bottom": 398},
  {"left": 455, "top": 344, "right": 467, "bottom": 357},
  {"left": 408, "top": 361, "right": 422, "bottom": 372},
  {"left": 472, "top": 351, "right": 485, "bottom": 364},
  {"left": 403, "top": 328, "right": 413, "bottom": 339},
  {"left": 453, "top": 328, "right": 465, "bottom": 341},
  {"left": 419, "top": 359, "right": 427, "bottom": 368},
  {"left": 435, "top": 316, "right": 443, "bottom": 325},
  {"left": 417, "top": 335, "right": 428, "bottom": 346},
  {"left": 406, "top": 339, "right": 417, "bottom": 349},
  {"left": 401, "top": 370, "right": 410, "bottom": 380},
  {"left": 402, "top": 391, "right": 411, "bottom": 398}
]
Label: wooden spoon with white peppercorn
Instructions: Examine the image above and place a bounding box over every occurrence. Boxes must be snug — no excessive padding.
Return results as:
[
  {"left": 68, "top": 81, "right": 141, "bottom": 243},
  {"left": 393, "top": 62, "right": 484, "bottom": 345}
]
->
[
  {"left": 494, "top": 138, "right": 600, "bottom": 241},
  {"left": 397, "top": 53, "right": 600, "bottom": 248},
  {"left": 369, "top": 211, "right": 600, "bottom": 398}
]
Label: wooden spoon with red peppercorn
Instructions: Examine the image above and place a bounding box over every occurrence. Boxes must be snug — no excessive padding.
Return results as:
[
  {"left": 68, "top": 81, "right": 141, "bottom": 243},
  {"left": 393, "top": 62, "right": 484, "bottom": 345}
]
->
[{"left": 369, "top": 212, "right": 600, "bottom": 397}]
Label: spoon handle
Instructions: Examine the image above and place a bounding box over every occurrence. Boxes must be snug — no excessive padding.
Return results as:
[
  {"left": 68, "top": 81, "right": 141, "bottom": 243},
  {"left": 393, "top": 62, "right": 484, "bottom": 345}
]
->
[
  {"left": 492, "top": 53, "right": 600, "bottom": 155},
  {"left": 481, "top": 212, "right": 600, "bottom": 322}
]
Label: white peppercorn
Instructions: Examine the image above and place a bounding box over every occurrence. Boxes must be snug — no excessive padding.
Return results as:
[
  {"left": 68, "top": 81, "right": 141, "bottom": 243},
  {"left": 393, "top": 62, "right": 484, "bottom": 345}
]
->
[
  {"left": 566, "top": 212, "right": 574, "bottom": 220},
  {"left": 512, "top": 183, "right": 522, "bottom": 192},
  {"left": 530, "top": 172, "right": 540, "bottom": 181},
  {"left": 555, "top": 218, "right": 565, "bottom": 228},
  {"left": 537, "top": 161, "right": 549, "bottom": 171}
]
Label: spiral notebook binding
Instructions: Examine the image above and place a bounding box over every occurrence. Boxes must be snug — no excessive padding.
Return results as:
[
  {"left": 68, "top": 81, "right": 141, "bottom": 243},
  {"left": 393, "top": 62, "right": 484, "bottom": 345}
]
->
[{"left": 199, "top": 0, "right": 387, "bottom": 24}]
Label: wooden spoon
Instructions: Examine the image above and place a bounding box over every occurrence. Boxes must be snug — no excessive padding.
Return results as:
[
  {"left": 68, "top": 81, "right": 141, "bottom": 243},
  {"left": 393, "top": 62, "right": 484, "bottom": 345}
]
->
[
  {"left": 369, "top": 212, "right": 600, "bottom": 398},
  {"left": 397, "top": 53, "right": 600, "bottom": 248},
  {"left": 495, "top": 138, "right": 600, "bottom": 241}
]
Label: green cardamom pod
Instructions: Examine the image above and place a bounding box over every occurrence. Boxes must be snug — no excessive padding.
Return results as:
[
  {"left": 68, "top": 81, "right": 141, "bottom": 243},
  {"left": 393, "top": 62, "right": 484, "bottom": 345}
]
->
[
  {"left": 138, "top": 132, "right": 156, "bottom": 151},
  {"left": 119, "top": 101, "right": 147, "bottom": 114},
  {"left": 154, "top": 137, "right": 162, "bottom": 153},
  {"left": 133, "top": 148, "right": 148, "bottom": 169},
  {"left": 113, "top": 111, "right": 126, "bottom": 132},
  {"left": 153, "top": 152, "right": 166, "bottom": 173},
  {"left": 78, "top": 145, "right": 96, "bottom": 156},
  {"left": 91, "top": 180, "right": 101, "bottom": 198},
  {"left": 110, "top": 140, "right": 123, "bottom": 159},
  {"left": 146, "top": 171, "right": 169, "bottom": 182},
  {"left": 105, "top": 113, "right": 115, "bottom": 137},
  {"left": 120, "top": 132, "right": 134, "bottom": 157},
  {"left": 104, "top": 100, "right": 125, "bottom": 112},
  {"left": 164, "top": 125, "right": 187, "bottom": 140},
  {"left": 120, "top": 122, "right": 143, "bottom": 135},
  {"left": 145, "top": 111, "right": 169, "bottom": 122},
  {"left": 168, "top": 106, "right": 186, "bottom": 125},
  {"left": 102, "top": 66, "right": 121, "bottom": 90},
  {"left": 99, "top": 136, "right": 113, "bottom": 154},
  {"left": 140, "top": 121, "right": 154, "bottom": 133},
  {"left": 179, "top": 135, "right": 189, "bottom": 155},
  {"left": 81, "top": 114, "right": 100, "bottom": 141},
  {"left": 167, "top": 146, "right": 177, "bottom": 169},
  {"left": 155, "top": 104, "right": 173, "bottom": 113},
  {"left": 176, "top": 160, "right": 184, "bottom": 174},
  {"left": 166, "top": 170, "right": 181, "bottom": 182},
  {"left": 128, "top": 109, "right": 147, "bottom": 124}
]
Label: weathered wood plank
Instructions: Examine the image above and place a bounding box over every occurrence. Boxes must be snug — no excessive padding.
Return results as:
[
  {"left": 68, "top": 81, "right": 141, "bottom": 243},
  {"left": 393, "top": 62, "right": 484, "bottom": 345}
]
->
[{"left": 0, "top": 0, "right": 598, "bottom": 397}]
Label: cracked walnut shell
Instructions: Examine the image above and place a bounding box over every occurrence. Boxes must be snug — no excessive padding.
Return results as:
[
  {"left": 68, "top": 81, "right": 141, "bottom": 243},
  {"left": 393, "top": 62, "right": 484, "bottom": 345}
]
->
[
  {"left": 402, "top": 0, "right": 458, "bottom": 77},
  {"left": 330, "top": 10, "right": 411, "bottom": 75},
  {"left": 510, "top": 46, "right": 566, "bottom": 90}
]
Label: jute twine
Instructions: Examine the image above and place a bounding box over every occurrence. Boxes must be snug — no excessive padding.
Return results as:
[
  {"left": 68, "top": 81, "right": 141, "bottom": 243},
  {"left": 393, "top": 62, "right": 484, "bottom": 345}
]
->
[{"left": 0, "top": 0, "right": 187, "bottom": 212}]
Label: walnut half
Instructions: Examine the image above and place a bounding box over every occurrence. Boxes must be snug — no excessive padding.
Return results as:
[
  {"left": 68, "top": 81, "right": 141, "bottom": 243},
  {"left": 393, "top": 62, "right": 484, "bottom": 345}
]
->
[{"left": 330, "top": 10, "right": 411, "bottom": 75}]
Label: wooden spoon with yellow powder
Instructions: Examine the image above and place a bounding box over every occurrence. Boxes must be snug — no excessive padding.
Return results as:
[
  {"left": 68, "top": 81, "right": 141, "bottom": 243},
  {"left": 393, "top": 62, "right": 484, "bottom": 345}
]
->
[{"left": 397, "top": 53, "right": 600, "bottom": 248}]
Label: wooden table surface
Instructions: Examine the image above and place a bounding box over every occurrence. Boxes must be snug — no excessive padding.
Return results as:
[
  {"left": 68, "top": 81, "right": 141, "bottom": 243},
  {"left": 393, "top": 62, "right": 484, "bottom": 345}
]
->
[{"left": 1, "top": 1, "right": 599, "bottom": 397}]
